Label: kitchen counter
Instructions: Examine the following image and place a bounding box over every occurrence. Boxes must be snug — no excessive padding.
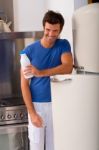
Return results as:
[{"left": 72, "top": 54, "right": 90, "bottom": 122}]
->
[{"left": 0, "top": 31, "right": 43, "bottom": 40}]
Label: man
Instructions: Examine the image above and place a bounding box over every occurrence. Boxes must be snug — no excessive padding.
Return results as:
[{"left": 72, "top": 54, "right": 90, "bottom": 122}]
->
[{"left": 21, "top": 10, "right": 73, "bottom": 150}]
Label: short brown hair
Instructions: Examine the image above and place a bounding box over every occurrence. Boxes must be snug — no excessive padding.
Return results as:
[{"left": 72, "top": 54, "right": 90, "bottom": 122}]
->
[{"left": 42, "top": 10, "right": 65, "bottom": 32}]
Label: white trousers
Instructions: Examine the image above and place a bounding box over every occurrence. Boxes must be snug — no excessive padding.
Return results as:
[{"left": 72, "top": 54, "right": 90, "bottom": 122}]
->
[{"left": 28, "top": 102, "right": 54, "bottom": 150}]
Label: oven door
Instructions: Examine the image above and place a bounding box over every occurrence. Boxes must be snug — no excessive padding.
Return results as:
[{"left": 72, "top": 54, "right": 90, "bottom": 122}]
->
[{"left": 0, "top": 124, "right": 29, "bottom": 150}]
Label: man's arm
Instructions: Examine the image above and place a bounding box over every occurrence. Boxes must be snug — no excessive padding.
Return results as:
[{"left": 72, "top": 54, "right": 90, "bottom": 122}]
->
[
  {"left": 41, "top": 52, "right": 73, "bottom": 76},
  {"left": 23, "top": 52, "right": 73, "bottom": 77},
  {"left": 21, "top": 70, "right": 43, "bottom": 127}
]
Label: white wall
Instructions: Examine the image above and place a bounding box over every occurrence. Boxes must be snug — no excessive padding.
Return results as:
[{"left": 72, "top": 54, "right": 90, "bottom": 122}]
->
[
  {"left": 13, "top": 0, "right": 47, "bottom": 31},
  {"left": 46, "top": 0, "right": 74, "bottom": 52},
  {"left": 46, "top": 0, "right": 88, "bottom": 52},
  {"left": 13, "top": 0, "right": 88, "bottom": 51},
  {"left": 74, "top": 0, "right": 88, "bottom": 9}
]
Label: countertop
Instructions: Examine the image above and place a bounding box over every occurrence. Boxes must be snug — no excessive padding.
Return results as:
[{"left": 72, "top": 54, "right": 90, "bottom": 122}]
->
[{"left": 0, "top": 31, "right": 43, "bottom": 40}]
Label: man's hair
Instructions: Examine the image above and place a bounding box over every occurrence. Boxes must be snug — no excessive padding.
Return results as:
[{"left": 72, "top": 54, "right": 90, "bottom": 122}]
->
[{"left": 42, "top": 10, "right": 65, "bottom": 32}]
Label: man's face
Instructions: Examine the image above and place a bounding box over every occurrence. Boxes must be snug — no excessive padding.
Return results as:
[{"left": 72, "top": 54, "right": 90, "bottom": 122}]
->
[{"left": 43, "top": 22, "right": 61, "bottom": 43}]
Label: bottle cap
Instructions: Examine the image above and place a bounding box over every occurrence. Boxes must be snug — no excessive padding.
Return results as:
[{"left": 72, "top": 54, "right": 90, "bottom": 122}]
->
[{"left": 19, "top": 50, "right": 26, "bottom": 55}]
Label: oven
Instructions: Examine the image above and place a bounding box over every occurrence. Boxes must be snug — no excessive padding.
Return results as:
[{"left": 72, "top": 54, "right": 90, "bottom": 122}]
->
[
  {"left": 0, "top": 32, "right": 43, "bottom": 150},
  {"left": 0, "top": 124, "right": 28, "bottom": 150},
  {"left": 0, "top": 104, "right": 29, "bottom": 150}
]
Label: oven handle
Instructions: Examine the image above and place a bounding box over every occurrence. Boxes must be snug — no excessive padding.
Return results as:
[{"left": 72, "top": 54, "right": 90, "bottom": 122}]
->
[{"left": 0, "top": 124, "right": 28, "bottom": 134}]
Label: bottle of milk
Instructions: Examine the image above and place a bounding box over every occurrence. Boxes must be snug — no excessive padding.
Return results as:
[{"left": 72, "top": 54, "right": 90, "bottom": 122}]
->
[{"left": 20, "top": 51, "right": 33, "bottom": 79}]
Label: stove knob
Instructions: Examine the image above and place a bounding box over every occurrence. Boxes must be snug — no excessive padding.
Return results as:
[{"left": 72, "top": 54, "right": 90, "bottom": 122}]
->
[
  {"left": 0, "top": 115, "right": 5, "bottom": 120},
  {"left": 14, "top": 114, "right": 17, "bottom": 119},
  {"left": 24, "top": 113, "right": 28, "bottom": 119},
  {"left": 20, "top": 113, "right": 24, "bottom": 119},
  {"left": 7, "top": 114, "right": 12, "bottom": 119}
]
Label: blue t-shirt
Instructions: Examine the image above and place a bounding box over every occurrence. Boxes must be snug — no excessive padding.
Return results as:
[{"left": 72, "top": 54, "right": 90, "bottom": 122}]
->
[{"left": 22, "top": 39, "right": 71, "bottom": 102}]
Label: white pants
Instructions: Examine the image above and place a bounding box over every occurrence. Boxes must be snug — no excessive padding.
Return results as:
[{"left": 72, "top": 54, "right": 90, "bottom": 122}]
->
[{"left": 28, "top": 102, "right": 54, "bottom": 150}]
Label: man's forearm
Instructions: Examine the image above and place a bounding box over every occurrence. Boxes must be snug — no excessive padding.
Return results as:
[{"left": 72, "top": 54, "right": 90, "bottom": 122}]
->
[
  {"left": 21, "top": 70, "right": 36, "bottom": 116},
  {"left": 37, "top": 53, "right": 73, "bottom": 77},
  {"left": 39, "top": 63, "right": 73, "bottom": 77},
  {"left": 21, "top": 82, "right": 36, "bottom": 116}
]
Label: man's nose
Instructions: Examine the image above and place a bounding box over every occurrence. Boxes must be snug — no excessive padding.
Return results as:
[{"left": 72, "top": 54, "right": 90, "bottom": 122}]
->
[{"left": 49, "top": 31, "right": 55, "bottom": 36}]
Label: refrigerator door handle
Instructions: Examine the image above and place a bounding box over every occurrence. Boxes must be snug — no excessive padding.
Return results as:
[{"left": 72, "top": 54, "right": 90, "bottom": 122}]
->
[{"left": 51, "top": 76, "right": 72, "bottom": 83}]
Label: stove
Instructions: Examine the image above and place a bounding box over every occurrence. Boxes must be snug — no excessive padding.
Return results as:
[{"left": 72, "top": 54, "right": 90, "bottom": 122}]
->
[{"left": 0, "top": 97, "right": 28, "bottom": 126}]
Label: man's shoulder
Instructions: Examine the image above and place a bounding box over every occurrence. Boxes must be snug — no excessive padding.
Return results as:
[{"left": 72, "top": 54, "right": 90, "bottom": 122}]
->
[
  {"left": 57, "top": 38, "right": 70, "bottom": 44},
  {"left": 27, "top": 40, "right": 40, "bottom": 48},
  {"left": 56, "top": 39, "right": 71, "bottom": 52},
  {"left": 21, "top": 40, "right": 40, "bottom": 55},
  {"left": 55, "top": 39, "right": 70, "bottom": 48}
]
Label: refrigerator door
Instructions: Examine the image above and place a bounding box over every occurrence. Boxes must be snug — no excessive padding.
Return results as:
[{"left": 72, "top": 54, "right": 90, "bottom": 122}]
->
[
  {"left": 51, "top": 74, "right": 99, "bottom": 150},
  {"left": 73, "top": 3, "right": 99, "bottom": 73}
]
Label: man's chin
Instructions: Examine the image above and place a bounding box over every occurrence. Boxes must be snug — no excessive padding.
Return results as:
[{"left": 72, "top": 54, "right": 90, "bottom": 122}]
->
[{"left": 47, "top": 37, "right": 56, "bottom": 42}]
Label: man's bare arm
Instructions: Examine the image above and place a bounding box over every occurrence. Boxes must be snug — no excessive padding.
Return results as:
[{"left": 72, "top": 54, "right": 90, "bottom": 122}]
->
[
  {"left": 23, "top": 52, "right": 73, "bottom": 77},
  {"left": 21, "top": 70, "right": 43, "bottom": 127}
]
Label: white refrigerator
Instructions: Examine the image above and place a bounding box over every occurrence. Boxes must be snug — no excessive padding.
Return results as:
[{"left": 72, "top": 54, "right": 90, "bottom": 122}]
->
[{"left": 51, "top": 3, "right": 99, "bottom": 150}]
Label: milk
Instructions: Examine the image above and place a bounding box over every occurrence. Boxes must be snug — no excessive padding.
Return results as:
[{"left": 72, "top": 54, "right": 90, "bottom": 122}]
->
[{"left": 20, "top": 52, "right": 33, "bottom": 79}]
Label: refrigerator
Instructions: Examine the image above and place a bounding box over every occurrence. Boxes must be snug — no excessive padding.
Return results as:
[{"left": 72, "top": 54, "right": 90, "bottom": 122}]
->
[{"left": 51, "top": 3, "right": 99, "bottom": 150}]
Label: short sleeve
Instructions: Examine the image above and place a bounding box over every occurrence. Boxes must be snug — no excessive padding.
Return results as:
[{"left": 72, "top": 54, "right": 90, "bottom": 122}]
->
[
  {"left": 61, "top": 39, "right": 71, "bottom": 54},
  {"left": 20, "top": 45, "right": 32, "bottom": 61}
]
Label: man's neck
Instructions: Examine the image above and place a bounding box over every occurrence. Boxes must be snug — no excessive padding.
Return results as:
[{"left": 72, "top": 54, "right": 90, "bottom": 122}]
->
[{"left": 40, "top": 37, "right": 55, "bottom": 48}]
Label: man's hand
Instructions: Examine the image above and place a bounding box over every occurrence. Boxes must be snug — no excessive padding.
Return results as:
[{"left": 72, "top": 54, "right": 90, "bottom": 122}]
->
[
  {"left": 30, "top": 112, "right": 44, "bottom": 127},
  {"left": 23, "top": 65, "right": 41, "bottom": 77}
]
